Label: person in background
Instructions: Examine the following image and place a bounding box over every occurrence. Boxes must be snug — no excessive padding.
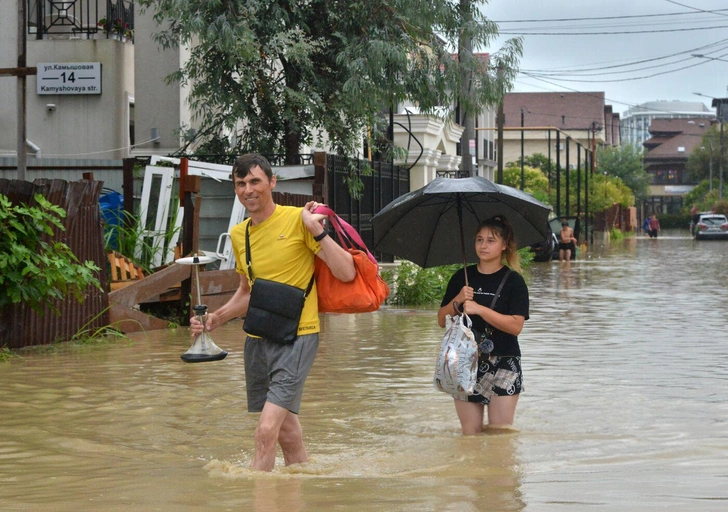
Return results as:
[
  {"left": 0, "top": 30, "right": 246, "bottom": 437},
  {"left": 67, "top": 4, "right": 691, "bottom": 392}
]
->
[
  {"left": 190, "top": 153, "right": 355, "bottom": 471},
  {"left": 643, "top": 215, "right": 651, "bottom": 237},
  {"left": 437, "top": 216, "right": 529, "bottom": 435},
  {"left": 648, "top": 214, "right": 661, "bottom": 238},
  {"left": 558, "top": 221, "right": 577, "bottom": 262}
]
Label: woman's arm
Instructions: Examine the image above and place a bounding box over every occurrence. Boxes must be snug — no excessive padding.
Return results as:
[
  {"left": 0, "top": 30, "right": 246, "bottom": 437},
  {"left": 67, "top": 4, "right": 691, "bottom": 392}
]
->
[{"left": 462, "top": 301, "right": 525, "bottom": 336}]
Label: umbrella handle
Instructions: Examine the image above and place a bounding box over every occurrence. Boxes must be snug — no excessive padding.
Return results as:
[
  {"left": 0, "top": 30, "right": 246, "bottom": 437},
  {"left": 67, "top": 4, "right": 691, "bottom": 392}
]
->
[{"left": 457, "top": 195, "right": 469, "bottom": 288}]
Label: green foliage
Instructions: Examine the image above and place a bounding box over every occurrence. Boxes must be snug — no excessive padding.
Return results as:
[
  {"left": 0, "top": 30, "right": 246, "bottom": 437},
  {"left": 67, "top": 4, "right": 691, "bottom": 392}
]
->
[
  {"left": 66, "top": 310, "right": 134, "bottom": 345},
  {"left": 385, "top": 261, "right": 461, "bottom": 307},
  {"left": 104, "top": 203, "right": 181, "bottom": 274},
  {"left": 383, "top": 251, "right": 532, "bottom": 307},
  {"left": 595, "top": 145, "right": 650, "bottom": 201},
  {"left": 686, "top": 125, "right": 726, "bottom": 183},
  {"left": 502, "top": 165, "right": 549, "bottom": 198},
  {"left": 609, "top": 227, "right": 624, "bottom": 240},
  {"left": 0, "top": 193, "right": 102, "bottom": 315},
  {"left": 138, "top": 0, "right": 522, "bottom": 164},
  {"left": 682, "top": 181, "right": 728, "bottom": 215},
  {"left": 0, "top": 346, "right": 12, "bottom": 362},
  {"left": 658, "top": 213, "right": 691, "bottom": 230}
]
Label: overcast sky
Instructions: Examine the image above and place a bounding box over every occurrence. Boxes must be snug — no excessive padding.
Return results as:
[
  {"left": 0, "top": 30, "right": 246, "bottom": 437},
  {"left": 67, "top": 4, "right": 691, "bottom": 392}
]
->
[{"left": 483, "top": 0, "right": 728, "bottom": 115}]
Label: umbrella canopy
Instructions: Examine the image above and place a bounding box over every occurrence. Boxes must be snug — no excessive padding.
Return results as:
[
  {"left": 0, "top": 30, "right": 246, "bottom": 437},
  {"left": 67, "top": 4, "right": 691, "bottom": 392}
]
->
[{"left": 371, "top": 176, "right": 551, "bottom": 268}]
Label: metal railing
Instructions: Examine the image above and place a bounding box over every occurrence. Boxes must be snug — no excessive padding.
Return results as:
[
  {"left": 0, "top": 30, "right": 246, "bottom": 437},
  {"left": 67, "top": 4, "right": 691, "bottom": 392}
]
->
[{"left": 28, "top": 0, "right": 134, "bottom": 41}]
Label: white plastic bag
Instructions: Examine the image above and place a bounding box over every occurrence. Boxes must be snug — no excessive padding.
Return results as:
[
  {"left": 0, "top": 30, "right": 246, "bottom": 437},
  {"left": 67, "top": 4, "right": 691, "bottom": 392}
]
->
[{"left": 433, "top": 313, "right": 478, "bottom": 398}]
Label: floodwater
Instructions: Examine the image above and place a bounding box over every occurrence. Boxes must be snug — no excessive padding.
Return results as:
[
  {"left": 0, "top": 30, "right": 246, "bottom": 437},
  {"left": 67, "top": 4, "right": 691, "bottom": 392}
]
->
[{"left": 1, "top": 231, "right": 727, "bottom": 511}]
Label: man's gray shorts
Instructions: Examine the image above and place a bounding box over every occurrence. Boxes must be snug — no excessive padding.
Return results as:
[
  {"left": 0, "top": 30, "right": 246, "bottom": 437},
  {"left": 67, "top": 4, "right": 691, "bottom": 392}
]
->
[{"left": 244, "top": 333, "right": 319, "bottom": 415}]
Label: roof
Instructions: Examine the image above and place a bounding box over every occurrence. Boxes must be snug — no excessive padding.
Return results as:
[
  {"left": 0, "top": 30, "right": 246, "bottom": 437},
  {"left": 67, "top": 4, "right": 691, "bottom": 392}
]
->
[
  {"left": 642, "top": 118, "right": 710, "bottom": 160},
  {"left": 503, "top": 92, "right": 606, "bottom": 130}
]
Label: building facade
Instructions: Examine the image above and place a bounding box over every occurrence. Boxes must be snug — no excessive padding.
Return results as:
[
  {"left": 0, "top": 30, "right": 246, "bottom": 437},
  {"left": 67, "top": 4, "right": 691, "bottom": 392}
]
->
[
  {"left": 620, "top": 100, "right": 714, "bottom": 148},
  {"left": 500, "top": 91, "right": 620, "bottom": 171},
  {"left": 642, "top": 118, "right": 710, "bottom": 215}
]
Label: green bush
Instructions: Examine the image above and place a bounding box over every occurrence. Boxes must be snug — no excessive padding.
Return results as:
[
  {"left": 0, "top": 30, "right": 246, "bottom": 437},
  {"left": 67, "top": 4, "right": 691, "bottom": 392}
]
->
[
  {"left": 382, "top": 248, "right": 533, "bottom": 307},
  {"left": 657, "top": 213, "right": 691, "bottom": 230},
  {"left": 0, "top": 193, "right": 101, "bottom": 314},
  {"left": 610, "top": 227, "right": 624, "bottom": 240}
]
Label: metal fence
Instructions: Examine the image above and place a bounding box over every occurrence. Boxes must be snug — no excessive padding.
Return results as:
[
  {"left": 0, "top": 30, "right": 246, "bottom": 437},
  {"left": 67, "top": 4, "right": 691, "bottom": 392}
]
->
[
  {"left": 323, "top": 154, "right": 409, "bottom": 262},
  {"left": 0, "top": 178, "right": 109, "bottom": 348}
]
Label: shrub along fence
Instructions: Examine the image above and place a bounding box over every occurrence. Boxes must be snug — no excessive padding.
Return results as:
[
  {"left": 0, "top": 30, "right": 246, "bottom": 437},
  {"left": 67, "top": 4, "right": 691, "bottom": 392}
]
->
[{"left": 0, "top": 179, "right": 108, "bottom": 349}]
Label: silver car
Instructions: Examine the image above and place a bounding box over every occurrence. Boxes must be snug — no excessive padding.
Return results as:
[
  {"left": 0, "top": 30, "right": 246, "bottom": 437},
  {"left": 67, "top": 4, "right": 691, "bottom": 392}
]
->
[{"left": 692, "top": 213, "right": 728, "bottom": 240}]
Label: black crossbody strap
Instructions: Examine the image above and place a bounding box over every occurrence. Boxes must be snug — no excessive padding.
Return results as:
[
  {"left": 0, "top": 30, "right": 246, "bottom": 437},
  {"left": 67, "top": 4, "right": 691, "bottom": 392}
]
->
[
  {"left": 245, "top": 221, "right": 315, "bottom": 296},
  {"left": 489, "top": 269, "right": 512, "bottom": 309}
]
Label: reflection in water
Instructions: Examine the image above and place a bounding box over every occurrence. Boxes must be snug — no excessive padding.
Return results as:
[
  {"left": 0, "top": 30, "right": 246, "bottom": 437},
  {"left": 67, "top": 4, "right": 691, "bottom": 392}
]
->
[{"left": 1, "top": 233, "right": 727, "bottom": 511}]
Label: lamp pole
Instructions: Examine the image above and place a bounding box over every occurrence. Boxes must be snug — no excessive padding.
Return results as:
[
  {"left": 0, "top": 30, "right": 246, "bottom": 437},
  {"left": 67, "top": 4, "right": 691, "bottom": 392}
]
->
[{"left": 520, "top": 107, "right": 525, "bottom": 190}]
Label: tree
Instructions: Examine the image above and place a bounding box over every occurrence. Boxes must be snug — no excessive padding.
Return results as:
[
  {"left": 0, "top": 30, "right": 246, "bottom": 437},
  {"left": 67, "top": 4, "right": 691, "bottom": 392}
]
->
[
  {"left": 686, "top": 125, "right": 725, "bottom": 185},
  {"left": 138, "top": 0, "right": 522, "bottom": 164},
  {"left": 503, "top": 164, "right": 549, "bottom": 205},
  {"left": 595, "top": 145, "right": 650, "bottom": 202}
]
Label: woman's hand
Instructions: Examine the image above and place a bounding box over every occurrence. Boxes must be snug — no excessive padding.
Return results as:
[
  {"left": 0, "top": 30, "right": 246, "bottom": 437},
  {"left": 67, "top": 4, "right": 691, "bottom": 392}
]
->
[{"left": 462, "top": 300, "right": 484, "bottom": 317}]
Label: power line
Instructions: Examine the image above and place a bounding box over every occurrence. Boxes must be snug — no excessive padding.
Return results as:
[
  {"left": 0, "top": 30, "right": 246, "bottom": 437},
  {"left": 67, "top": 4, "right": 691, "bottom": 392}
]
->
[
  {"left": 663, "top": 0, "right": 728, "bottom": 18},
  {"left": 492, "top": 8, "right": 728, "bottom": 23},
  {"left": 523, "top": 38, "right": 728, "bottom": 74},
  {"left": 499, "top": 25, "right": 728, "bottom": 36}
]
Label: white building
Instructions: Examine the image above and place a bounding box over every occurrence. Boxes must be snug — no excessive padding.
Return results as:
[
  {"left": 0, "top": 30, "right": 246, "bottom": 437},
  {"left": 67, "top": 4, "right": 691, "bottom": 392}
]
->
[{"left": 620, "top": 100, "right": 714, "bottom": 148}]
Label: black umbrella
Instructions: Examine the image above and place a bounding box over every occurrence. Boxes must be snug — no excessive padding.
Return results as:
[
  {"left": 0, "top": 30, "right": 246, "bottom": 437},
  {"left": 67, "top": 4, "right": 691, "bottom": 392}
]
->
[{"left": 371, "top": 176, "right": 551, "bottom": 275}]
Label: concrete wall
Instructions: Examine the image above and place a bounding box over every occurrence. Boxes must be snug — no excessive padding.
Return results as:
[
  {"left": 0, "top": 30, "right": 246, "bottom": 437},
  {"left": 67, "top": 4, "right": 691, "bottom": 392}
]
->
[
  {"left": 0, "top": 10, "right": 134, "bottom": 161},
  {"left": 132, "top": 13, "right": 191, "bottom": 156}
]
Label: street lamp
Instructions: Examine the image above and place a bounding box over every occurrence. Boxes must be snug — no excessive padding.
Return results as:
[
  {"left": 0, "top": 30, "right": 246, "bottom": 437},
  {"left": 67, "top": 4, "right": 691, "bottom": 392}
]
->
[{"left": 520, "top": 108, "right": 529, "bottom": 191}]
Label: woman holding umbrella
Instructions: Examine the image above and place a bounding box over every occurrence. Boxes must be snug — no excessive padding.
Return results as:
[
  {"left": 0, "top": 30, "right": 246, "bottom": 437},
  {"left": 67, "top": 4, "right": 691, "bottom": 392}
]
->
[{"left": 437, "top": 216, "right": 529, "bottom": 435}]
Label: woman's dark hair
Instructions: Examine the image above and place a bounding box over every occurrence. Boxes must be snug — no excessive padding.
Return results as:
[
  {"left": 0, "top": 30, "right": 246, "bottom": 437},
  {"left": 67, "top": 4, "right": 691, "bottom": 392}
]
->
[
  {"left": 476, "top": 215, "right": 522, "bottom": 272},
  {"left": 232, "top": 153, "right": 274, "bottom": 180}
]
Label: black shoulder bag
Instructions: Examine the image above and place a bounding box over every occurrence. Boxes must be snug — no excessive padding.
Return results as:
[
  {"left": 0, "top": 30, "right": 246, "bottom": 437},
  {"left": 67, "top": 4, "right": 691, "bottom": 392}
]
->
[
  {"left": 476, "top": 269, "right": 511, "bottom": 356},
  {"left": 242, "top": 222, "right": 314, "bottom": 344}
]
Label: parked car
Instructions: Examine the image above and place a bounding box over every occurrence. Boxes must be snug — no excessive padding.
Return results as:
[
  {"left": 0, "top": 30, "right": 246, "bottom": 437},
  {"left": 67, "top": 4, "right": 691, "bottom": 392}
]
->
[
  {"left": 550, "top": 216, "right": 580, "bottom": 260},
  {"left": 530, "top": 224, "right": 558, "bottom": 262},
  {"left": 691, "top": 213, "right": 728, "bottom": 240}
]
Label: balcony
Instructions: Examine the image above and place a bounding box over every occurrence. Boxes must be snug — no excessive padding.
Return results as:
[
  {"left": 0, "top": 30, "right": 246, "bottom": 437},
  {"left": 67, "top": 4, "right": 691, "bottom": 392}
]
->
[{"left": 28, "top": 0, "right": 134, "bottom": 42}]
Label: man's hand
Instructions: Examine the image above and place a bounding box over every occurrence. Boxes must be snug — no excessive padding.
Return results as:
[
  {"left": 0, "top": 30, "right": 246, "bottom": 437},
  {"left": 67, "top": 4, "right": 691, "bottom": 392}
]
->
[
  {"left": 302, "top": 201, "right": 327, "bottom": 234},
  {"left": 190, "top": 312, "right": 220, "bottom": 337}
]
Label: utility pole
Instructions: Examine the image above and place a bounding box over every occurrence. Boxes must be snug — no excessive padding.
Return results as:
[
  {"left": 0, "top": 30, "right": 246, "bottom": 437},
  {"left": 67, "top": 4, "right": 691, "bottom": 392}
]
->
[
  {"left": 496, "top": 66, "right": 504, "bottom": 184},
  {"left": 709, "top": 138, "right": 714, "bottom": 191},
  {"left": 17, "top": 0, "right": 28, "bottom": 181},
  {"left": 556, "top": 131, "right": 561, "bottom": 218},
  {"left": 458, "top": 0, "right": 475, "bottom": 177},
  {"left": 520, "top": 108, "right": 525, "bottom": 190},
  {"left": 720, "top": 118, "right": 724, "bottom": 201}
]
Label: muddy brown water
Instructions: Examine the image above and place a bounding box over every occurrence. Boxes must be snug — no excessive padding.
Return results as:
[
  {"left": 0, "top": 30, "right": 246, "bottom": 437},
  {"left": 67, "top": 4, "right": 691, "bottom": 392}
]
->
[{"left": 1, "top": 232, "right": 727, "bottom": 511}]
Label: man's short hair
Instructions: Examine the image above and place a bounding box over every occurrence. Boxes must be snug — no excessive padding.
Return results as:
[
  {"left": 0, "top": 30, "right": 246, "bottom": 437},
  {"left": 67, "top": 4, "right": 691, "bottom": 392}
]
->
[{"left": 232, "top": 153, "right": 273, "bottom": 180}]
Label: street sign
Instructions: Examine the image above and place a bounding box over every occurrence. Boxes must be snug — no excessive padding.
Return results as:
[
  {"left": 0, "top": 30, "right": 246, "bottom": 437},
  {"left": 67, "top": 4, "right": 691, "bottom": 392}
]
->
[{"left": 37, "top": 62, "right": 101, "bottom": 95}]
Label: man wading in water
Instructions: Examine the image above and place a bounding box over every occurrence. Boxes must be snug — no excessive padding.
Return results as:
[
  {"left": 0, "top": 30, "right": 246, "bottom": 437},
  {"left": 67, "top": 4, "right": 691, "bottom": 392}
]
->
[{"left": 190, "top": 153, "right": 355, "bottom": 471}]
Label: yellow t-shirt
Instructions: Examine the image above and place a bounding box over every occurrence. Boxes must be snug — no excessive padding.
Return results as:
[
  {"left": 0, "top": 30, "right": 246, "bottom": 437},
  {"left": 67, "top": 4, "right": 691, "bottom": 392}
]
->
[{"left": 231, "top": 205, "right": 322, "bottom": 336}]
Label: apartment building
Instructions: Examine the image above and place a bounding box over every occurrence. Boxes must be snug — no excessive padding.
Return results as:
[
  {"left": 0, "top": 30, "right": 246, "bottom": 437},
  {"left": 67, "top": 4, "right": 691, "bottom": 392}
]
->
[{"left": 620, "top": 100, "right": 714, "bottom": 148}]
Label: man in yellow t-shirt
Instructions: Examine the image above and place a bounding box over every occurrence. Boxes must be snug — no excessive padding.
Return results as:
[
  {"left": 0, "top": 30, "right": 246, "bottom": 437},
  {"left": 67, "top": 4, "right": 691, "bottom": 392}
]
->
[{"left": 190, "top": 153, "right": 355, "bottom": 471}]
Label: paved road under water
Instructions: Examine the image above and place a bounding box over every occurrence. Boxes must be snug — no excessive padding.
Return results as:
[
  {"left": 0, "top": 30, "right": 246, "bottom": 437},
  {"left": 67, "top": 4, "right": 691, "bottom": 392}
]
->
[{"left": 1, "top": 231, "right": 727, "bottom": 511}]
